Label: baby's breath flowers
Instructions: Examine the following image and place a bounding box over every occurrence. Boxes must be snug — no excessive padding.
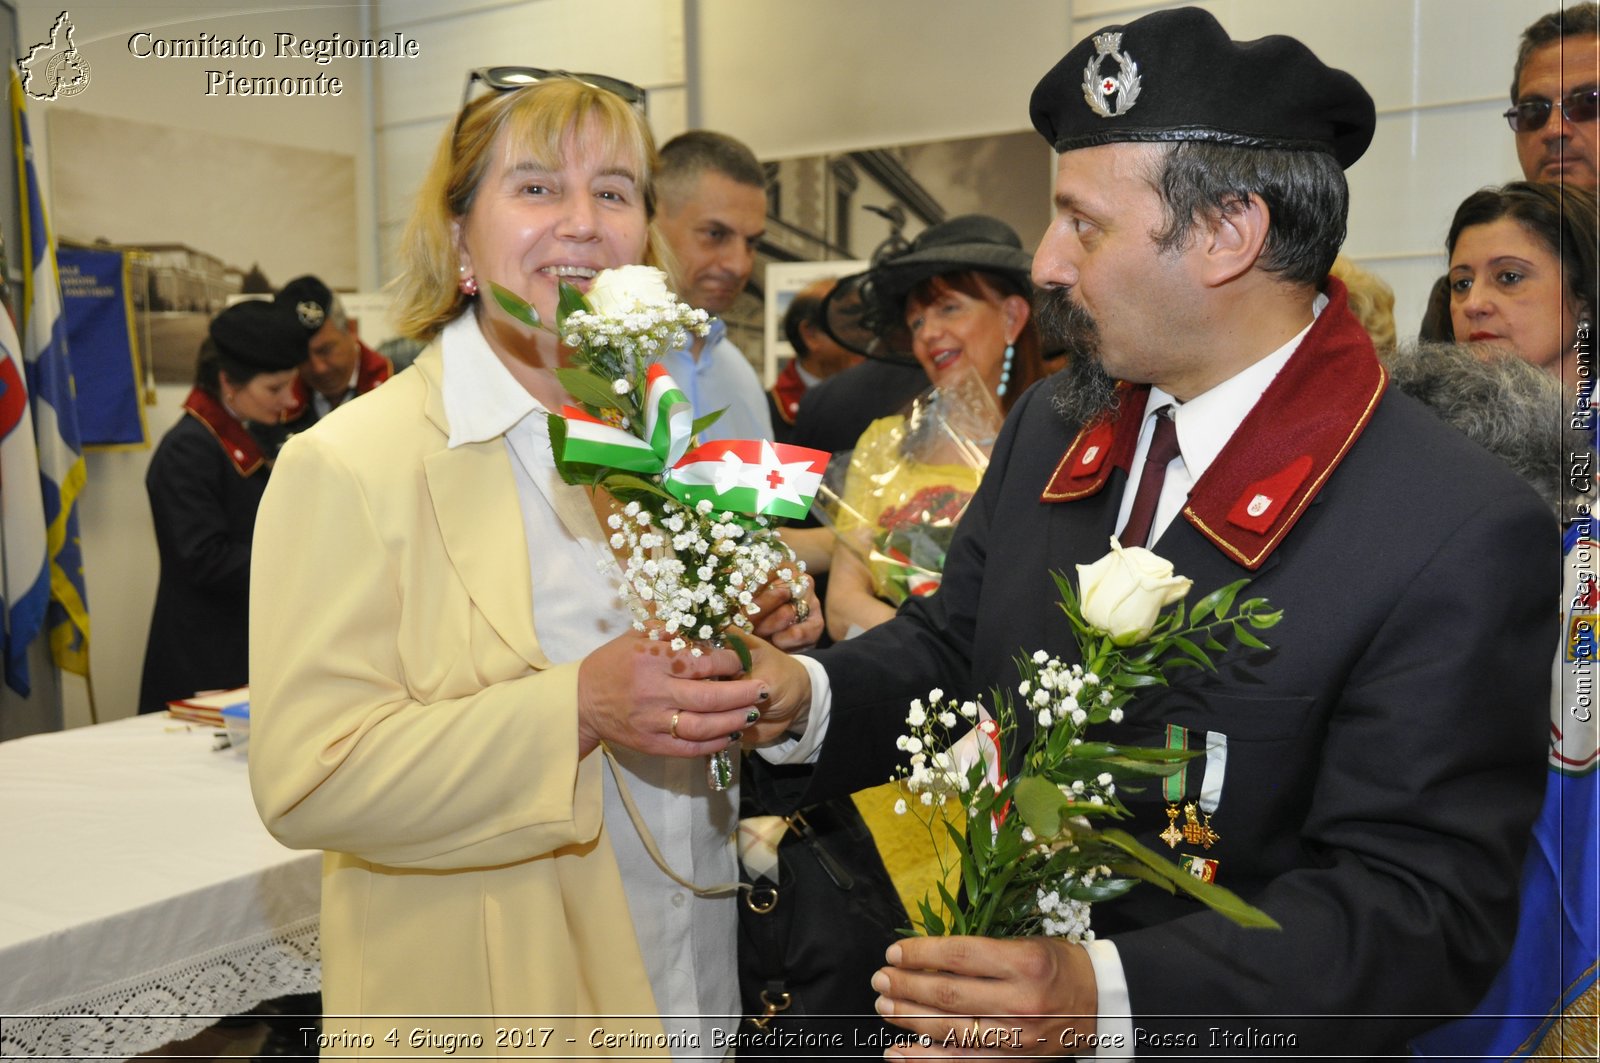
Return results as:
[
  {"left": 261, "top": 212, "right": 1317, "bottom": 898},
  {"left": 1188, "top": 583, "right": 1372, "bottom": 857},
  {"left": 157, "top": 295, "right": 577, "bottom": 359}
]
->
[
  {"left": 492, "top": 267, "right": 820, "bottom": 792},
  {"left": 891, "top": 544, "right": 1282, "bottom": 940},
  {"left": 606, "top": 498, "right": 801, "bottom": 655}
]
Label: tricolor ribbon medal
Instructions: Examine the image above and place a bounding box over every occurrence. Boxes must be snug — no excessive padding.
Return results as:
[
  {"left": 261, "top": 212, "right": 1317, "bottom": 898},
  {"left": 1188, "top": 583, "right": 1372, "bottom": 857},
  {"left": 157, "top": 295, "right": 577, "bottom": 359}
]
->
[
  {"left": 556, "top": 364, "right": 830, "bottom": 519},
  {"left": 1159, "top": 724, "right": 1221, "bottom": 879}
]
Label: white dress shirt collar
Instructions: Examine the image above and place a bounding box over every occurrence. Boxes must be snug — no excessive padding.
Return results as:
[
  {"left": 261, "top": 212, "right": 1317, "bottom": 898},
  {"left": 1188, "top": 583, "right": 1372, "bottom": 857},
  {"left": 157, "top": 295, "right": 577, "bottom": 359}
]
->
[
  {"left": 1150, "top": 291, "right": 1328, "bottom": 484},
  {"left": 441, "top": 312, "right": 544, "bottom": 447},
  {"left": 1120, "top": 292, "right": 1328, "bottom": 545}
]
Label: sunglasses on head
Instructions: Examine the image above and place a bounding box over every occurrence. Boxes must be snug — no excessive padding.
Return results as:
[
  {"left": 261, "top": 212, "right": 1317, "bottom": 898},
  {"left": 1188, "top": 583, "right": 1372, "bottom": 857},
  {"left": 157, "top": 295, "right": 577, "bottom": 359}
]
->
[
  {"left": 1503, "top": 87, "right": 1600, "bottom": 132},
  {"left": 459, "top": 66, "right": 648, "bottom": 116}
]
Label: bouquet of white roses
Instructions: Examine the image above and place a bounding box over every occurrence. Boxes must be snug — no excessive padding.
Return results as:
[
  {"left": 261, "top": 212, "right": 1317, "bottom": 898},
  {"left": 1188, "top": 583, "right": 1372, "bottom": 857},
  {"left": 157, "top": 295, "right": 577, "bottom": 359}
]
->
[
  {"left": 894, "top": 538, "right": 1282, "bottom": 939},
  {"left": 490, "top": 267, "right": 829, "bottom": 789}
]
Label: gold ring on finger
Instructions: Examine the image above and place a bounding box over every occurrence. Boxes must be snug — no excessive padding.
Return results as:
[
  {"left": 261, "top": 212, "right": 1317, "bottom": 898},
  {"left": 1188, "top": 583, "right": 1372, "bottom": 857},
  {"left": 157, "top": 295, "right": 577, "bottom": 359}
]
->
[{"left": 670, "top": 712, "right": 681, "bottom": 740}]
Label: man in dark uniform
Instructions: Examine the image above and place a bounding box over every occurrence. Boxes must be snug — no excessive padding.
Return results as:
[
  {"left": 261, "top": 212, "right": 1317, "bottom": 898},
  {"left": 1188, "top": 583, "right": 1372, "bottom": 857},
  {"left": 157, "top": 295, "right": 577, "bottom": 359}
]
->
[
  {"left": 274, "top": 274, "right": 393, "bottom": 426},
  {"left": 748, "top": 8, "right": 1557, "bottom": 1055}
]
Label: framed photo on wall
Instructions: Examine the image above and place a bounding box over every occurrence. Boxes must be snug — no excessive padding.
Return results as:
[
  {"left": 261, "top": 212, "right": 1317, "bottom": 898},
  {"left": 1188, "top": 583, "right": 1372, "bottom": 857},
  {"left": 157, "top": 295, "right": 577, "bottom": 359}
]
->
[{"left": 762, "top": 259, "right": 867, "bottom": 388}]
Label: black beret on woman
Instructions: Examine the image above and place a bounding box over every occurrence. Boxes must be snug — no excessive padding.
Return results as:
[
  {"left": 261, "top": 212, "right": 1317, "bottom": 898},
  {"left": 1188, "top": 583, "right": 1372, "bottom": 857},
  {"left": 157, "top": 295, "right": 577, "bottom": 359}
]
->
[{"left": 137, "top": 300, "right": 307, "bottom": 714}]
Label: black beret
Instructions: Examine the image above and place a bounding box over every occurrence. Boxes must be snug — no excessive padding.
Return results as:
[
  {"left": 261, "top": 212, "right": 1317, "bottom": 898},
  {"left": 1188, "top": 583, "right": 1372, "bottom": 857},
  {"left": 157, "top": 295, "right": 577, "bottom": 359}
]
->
[
  {"left": 273, "top": 274, "right": 334, "bottom": 334},
  {"left": 821, "top": 215, "right": 1034, "bottom": 363},
  {"left": 1030, "top": 6, "right": 1375, "bottom": 170},
  {"left": 208, "top": 300, "right": 308, "bottom": 374}
]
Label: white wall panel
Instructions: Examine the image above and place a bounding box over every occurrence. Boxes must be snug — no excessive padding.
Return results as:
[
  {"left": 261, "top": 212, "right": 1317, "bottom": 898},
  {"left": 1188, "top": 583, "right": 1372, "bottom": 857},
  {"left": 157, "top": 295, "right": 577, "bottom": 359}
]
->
[
  {"left": 694, "top": 0, "right": 1075, "bottom": 159},
  {"left": 374, "top": 0, "right": 686, "bottom": 130},
  {"left": 377, "top": 121, "right": 449, "bottom": 233},
  {"left": 1415, "top": 0, "right": 1547, "bottom": 105}
]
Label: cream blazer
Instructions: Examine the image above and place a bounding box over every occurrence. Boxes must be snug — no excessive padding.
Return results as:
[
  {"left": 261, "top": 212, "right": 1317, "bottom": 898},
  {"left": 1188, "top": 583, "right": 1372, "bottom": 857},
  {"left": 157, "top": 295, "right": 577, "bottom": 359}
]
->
[{"left": 249, "top": 344, "right": 670, "bottom": 1057}]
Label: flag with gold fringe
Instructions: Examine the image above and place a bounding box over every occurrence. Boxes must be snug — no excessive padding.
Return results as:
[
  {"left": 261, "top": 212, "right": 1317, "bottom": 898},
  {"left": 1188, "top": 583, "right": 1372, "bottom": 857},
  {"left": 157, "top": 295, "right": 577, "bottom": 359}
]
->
[{"left": 12, "top": 69, "right": 89, "bottom": 679}]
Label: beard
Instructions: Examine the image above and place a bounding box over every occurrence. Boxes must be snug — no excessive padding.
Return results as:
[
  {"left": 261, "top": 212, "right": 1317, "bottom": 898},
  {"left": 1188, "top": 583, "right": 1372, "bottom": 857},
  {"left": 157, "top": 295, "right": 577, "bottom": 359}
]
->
[{"left": 1034, "top": 286, "right": 1120, "bottom": 430}]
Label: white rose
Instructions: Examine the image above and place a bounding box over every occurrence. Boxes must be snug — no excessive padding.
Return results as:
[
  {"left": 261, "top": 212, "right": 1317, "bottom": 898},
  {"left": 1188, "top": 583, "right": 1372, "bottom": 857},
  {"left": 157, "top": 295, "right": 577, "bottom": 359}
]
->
[
  {"left": 1076, "top": 537, "right": 1193, "bottom": 645},
  {"left": 586, "top": 265, "right": 674, "bottom": 317}
]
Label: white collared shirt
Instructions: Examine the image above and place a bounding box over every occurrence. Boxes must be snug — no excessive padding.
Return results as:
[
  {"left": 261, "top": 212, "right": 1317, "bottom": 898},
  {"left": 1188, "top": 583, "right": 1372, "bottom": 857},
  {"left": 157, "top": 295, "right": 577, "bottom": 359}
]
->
[
  {"left": 1115, "top": 293, "right": 1327, "bottom": 547},
  {"left": 442, "top": 313, "right": 737, "bottom": 1055},
  {"left": 660, "top": 318, "right": 776, "bottom": 442},
  {"left": 309, "top": 362, "right": 362, "bottom": 420}
]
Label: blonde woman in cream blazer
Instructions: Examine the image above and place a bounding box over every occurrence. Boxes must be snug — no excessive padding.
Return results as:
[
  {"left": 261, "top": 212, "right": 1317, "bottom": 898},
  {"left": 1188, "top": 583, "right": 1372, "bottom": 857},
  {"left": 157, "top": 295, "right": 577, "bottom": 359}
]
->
[{"left": 247, "top": 76, "right": 813, "bottom": 1057}]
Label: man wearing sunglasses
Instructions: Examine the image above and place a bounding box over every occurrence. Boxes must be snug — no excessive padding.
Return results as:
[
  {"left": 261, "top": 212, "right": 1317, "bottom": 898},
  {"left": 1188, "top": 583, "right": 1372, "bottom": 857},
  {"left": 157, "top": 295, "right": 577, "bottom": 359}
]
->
[
  {"left": 1509, "top": 3, "right": 1600, "bottom": 186},
  {"left": 1421, "top": 4, "right": 1598, "bottom": 344}
]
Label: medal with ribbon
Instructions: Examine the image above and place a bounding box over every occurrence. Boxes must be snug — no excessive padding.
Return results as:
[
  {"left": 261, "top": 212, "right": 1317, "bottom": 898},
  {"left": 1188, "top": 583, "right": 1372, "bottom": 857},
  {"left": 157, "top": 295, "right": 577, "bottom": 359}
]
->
[{"left": 1159, "top": 723, "right": 1221, "bottom": 882}]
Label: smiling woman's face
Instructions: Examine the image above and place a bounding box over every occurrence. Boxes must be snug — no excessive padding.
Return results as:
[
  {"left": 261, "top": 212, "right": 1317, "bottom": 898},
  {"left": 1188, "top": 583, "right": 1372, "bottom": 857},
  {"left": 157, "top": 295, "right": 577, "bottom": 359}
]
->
[
  {"left": 1448, "top": 217, "right": 1580, "bottom": 375},
  {"left": 903, "top": 274, "right": 1025, "bottom": 393},
  {"left": 456, "top": 119, "right": 650, "bottom": 337}
]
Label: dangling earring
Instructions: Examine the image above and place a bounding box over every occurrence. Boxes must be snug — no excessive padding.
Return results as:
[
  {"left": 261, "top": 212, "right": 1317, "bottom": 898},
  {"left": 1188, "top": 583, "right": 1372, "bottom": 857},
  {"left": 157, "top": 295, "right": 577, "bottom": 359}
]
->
[
  {"left": 996, "top": 343, "right": 1015, "bottom": 398},
  {"left": 458, "top": 266, "right": 478, "bottom": 297}
]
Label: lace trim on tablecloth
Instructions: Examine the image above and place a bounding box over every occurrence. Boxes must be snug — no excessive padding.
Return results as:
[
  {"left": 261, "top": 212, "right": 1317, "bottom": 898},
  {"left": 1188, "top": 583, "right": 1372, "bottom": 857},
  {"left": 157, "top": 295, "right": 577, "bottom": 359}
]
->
[{"left": 1, "top": 916, "right": 320, "bottom": 1060}]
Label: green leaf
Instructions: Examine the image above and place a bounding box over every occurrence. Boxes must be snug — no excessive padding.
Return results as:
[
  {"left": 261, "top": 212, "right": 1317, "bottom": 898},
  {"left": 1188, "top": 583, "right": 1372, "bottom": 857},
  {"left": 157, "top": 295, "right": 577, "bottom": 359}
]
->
[
  {"left": 1170, "top": 636, "right": 1216, "bottom": 671},
  {"left": 1051, "top": 569, "right": 1081, "bottom": 610},
  {"left": 1232, "top": 623, "right": 1269, "bottom": 650},
  {"left": 555, "top": 367, "right": 626, "bottom": 412},
  {"left": 489, "top": 282, "right": 541, "bottom": 328},
  {"left": 1110, "top": 671, "right": 1165, "bottom": 689},
  {"left": 599, "top": 473, "right": 675, "bottom": 503},
  {"left": 556, "top": 281, "right": 590, "bottom": 329},
  {"left": 1013, "top": 775, "right": 1069, "bottom": 838},
  {"left": 547, "top": 412, "right": 568, "bottom": 461},
  {"left": 1187, "top": 584, "right": 1227, "bottom": 625},
  {"left": 1100, "top": 828, "right": 1280, "bottom": 929},
  {"left": 725, "top": 632, "right": 753, "bottom": 672},
  {"left": 690, "top": 408, "right": 725, "bottom": 438},
  {"left": 555, "top": 463, "right": 601, "bottom": 487},
  {"left": 917, "top": 897, "right": 945, "bottom": 937},
  {"left": 1057, "top": 755, "right": 1189, "bottom": 778},
  {"left": 1063, "top": 876, "right": 1139, "bottom": 903},
  {"left": 936, "top": 880, "right": 964, "bottom": 936},
  {"left": 1104, "top": 858, "right": 1179, "bottom": 892},
  {"left": 1072, "top": 742, "right": 1203, "bottom": 763}
]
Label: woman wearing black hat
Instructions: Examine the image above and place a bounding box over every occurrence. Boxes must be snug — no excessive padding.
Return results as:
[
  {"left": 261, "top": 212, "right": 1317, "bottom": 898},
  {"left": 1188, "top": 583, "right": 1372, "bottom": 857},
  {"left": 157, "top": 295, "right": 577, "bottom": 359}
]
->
[
  {"left": 823, "top": 215, "right": 1051, "bottom": 640},
  {"left": 136, "top": 299, "right": 307, "bottom": 714}
]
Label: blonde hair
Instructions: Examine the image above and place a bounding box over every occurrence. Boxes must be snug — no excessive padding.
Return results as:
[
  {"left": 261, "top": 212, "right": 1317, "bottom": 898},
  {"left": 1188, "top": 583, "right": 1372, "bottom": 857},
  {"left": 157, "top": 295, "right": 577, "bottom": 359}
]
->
[
  {"left": 1329, "top": 255, "right": 1396, "bottom": 353},
  {"left": 393, "top": 78, "right": 665, "bottom": 342}
]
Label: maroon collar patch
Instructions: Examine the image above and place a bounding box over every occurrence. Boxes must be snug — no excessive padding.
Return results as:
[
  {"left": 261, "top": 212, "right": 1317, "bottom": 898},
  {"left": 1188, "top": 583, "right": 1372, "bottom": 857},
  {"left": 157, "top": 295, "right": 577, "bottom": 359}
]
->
[
  {"left": 182, "top": 388, "right": 266, "bottom": 476},
  {"left": 1039, "top": 278, "right": 1386, "bottom": 569},
  {"left": 770, "top": 361, "right": 806, "bottom": 426}
]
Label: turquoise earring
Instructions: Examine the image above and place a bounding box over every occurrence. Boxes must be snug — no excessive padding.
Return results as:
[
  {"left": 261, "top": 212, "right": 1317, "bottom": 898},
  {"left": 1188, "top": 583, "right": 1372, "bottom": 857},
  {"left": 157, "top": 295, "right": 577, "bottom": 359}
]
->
[{"left": 997, "top": 343, "right": 1015, "bottom": 398}]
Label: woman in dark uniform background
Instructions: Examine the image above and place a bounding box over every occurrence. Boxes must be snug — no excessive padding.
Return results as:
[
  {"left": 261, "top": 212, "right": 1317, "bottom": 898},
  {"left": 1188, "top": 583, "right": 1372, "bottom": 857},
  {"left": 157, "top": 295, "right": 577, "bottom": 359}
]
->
[{"left": 137, "top": 300, "right": 306, "bottom": 714}]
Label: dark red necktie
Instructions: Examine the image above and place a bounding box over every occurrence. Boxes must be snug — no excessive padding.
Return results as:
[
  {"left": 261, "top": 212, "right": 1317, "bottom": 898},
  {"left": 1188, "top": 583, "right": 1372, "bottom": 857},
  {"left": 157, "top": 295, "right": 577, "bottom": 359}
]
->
[{"left": 1120, "top": 407, "right": 1181, "bottom": 548}]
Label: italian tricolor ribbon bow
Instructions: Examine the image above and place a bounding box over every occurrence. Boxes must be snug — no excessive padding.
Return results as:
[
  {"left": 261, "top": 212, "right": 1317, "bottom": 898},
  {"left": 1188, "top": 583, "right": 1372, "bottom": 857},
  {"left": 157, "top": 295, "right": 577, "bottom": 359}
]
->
[{"left": 556, "top": 364, "right": 829, "bottom": 519}]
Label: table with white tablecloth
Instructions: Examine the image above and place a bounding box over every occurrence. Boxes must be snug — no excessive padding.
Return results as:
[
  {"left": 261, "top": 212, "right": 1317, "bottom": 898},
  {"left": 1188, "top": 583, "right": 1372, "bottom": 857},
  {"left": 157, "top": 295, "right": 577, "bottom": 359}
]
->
[{"left": 0, "top": 713, "right": 321, "bottom": 1059}]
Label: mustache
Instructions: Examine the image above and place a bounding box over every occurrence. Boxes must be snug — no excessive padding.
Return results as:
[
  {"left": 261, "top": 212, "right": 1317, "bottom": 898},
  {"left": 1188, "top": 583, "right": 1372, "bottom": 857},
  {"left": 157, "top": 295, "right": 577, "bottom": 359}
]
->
[
  {"left": 1032, "top": 285, "right": 1096, "bottom": 353},
  {"left": 1033, "top": 287, "right": 1121, "bottom": 430}
]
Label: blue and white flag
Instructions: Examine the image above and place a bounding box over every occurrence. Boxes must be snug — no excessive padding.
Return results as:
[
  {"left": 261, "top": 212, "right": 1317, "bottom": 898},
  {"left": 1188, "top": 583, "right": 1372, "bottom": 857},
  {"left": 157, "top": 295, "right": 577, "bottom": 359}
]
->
[
  {"left": 0, "top": 297, "right": 49, "bottom": 696},
  {"left": 12, "top": 69, "right": 89, "bottom": 678},
  {"left": 1413, "top": 520, "right": 1599, "bottom": 1059}
]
